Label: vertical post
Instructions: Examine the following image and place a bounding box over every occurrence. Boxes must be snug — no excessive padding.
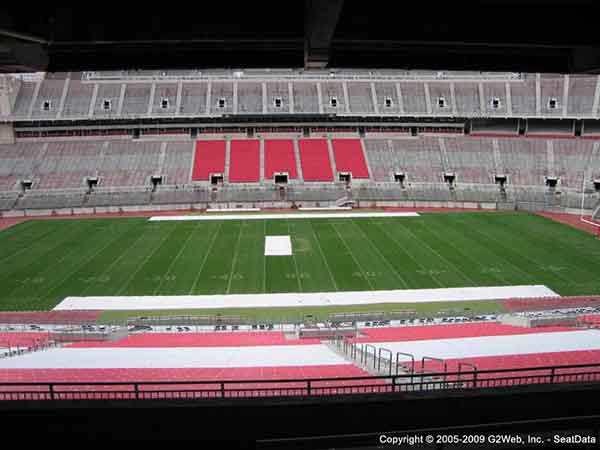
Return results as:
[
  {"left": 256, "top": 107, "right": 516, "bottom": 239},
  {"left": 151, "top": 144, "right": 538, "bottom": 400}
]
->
[
  {"left": 220, "top": 382, "right": 225, "bottom": 398},
  {"left": 307, "top": 380, "right": 312, "bottom": 396},
  {"left": 134, "top": 383, "right": 139, "bottom": 399},
  {"left": 49, "top": 384, "right": 55, "bottom": 400},
  {"left": 550, "top": 367, "right": 555, "bottom": 384}
]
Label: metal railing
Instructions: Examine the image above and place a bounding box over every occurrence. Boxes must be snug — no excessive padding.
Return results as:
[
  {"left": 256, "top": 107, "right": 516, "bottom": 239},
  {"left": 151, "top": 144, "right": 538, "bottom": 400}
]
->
[{"left": 0, "top": 362, "right": 599, "bottom": 402}]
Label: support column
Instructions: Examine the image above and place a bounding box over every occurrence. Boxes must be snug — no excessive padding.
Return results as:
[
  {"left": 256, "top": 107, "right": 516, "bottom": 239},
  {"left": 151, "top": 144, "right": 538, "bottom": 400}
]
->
[
  {"left": 370, "top": 82, "right": 379, "bottom": 115},
  {"left": 88, "top": 84, "right": 98, "bottom": 118},
  {"left": 424, "top": 83, "right": 432, "bottom": 114},
  {"left": 316, "top": 82, "right": 324, "bottom": 114},
  {"left": 56, "top": 74, "right": 71, "bottom": 119},
  {"left": 147, "top": 82, "right": 156, "bottom": 115},
  {"left": 116, "top": 83, "right": 126, "bottom": 116},
  {"left": 562, "top": 75, "right": 569, "bottom": 117}
]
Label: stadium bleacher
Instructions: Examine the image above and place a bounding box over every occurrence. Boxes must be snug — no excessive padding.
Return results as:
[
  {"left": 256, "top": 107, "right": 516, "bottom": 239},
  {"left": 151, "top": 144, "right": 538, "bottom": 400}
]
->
[
  {"left": 229, "top": 139, "right": 260, "bottom": 183},
  {"left": 298, "top": 139, "right": 334, "bottom": 181}
]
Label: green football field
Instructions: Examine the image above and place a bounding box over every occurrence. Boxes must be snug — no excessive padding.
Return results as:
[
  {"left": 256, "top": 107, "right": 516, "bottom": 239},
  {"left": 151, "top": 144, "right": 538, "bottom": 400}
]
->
[{"left": 1, "top": 212, "right": 600, "bottom": 316}]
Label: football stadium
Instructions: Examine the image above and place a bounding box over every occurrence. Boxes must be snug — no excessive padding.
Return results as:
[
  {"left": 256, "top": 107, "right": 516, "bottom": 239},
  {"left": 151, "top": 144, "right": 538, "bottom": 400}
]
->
[{"left": 1, "top": 1, "right": 600, "bottom": 446}]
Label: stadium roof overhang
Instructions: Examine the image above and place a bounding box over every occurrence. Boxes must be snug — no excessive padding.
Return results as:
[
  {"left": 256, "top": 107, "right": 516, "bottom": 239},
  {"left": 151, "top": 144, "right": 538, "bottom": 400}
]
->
[{"left": 2, "top": 0, "right": 600, "bottom": 73}]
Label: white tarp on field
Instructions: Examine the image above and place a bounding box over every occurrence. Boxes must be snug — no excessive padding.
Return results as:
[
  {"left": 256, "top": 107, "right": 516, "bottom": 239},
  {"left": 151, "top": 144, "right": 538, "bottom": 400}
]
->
[
  {"left": 264, "top": 236, "right": 292, "bottom": 256},
  {"left": 363, "top": 329, "right": 600, "bottom": 361},
  {"left": 148, "top": 212, "right": 420, "bottom": 221},
  {"left": 54, "top": 285, "right": 559, "bottom": 311},
  {"left": 0, "top": 344, "right": 348, "bottom": 369}
]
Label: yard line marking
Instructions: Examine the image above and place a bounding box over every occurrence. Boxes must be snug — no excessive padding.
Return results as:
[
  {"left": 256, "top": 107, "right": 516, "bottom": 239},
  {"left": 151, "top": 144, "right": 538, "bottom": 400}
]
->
[
  {"left": 309, "top": 220, "right": 339, "bottom": 291},
  {"left": 153, "top": 221, "right": 203, "bottom": 295},
  {"left": 287, "top": 220, "right": 303, "bottom": 292},
  {"left": 351, "top": 220, "right": 409, "bottom": 289},
  {"left": 372, "top": 219, "right": 444, "bottom": 288},
  {"left": 396, "top": 221, "right": 477, "bottom": 285},
  {"left": 331, "top": 222, "right": 375, "bottom": 290},
  {"left": 226, "top": 222, "right": 244, "bottom": 294},
  {"left": 189, "top": 221, "right": 223, "bottom": 294},
  {"left": 116, "top": 224, "right": 180, "bottom": 295}
]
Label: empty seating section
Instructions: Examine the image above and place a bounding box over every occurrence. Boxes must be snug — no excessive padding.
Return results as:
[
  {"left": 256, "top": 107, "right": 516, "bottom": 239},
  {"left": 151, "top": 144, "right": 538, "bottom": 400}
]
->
[
  {"left": 98, "top": 141, "right": 161, "bottom": 187},
  {"left": 298, "top": 139, "right": 334, "bottom": 181},
  {"left": 31, "top": 78, "right": 67, "bottom": 119},
  {"left": 36, "top": 141, "right": 104, "bottom": 189},
  {"left": 399, "top": 83, "right": 427, "bottom": 114},
  {"left": 363, "top": 140, "right": 394, "bottom": 181},
  {"left": 347, "top": 83, "right": 374, "bottom": 113},
  {"left": 93, "top": 84, "right": 121, "bottom": 116},
  {"left": 568, "top": 76, "right": 596, "bottom": 116},
  {"left": 68, "top": 332, "right": 319, "bottom": 348},
  {"left": 393, "top": 138, "right": 444, "bottom": 182},
  {"left": 500, "top": 296, "right": 600, "bottom": 312},
  {"left": 554, "top": 140, "right": 595, "bottom": 187},
  {"left": 0, "top": 142, "right": 45, "bottom": 191},
  {"left": 152, "top": 84, "right": 178, "bottom": 115},
  {"left": 350, "top": 323, "right": 575, "bottom": 344},
  {"left": 192, "top": 140, "right": 226, "bottom": 181},
  {"left": 540, "top": 75, "right": 563, "bottom": 117},
  {"left": 411, "top": 350, "right": 600, "bottom": 379},
  {"left": 266, "top": 82, "right": 290, "bottom": 114},
  {"left": 482, "top": 83, "right": 508, "bottom": 116},
  {"left": 444, "top": 137, "right": 495, "bottom": 184},
  {"left": 163, "top": 142, "right": 193, "bottom": 185},
  {"left": 375, "top": 82, "right": 402, "bottom": 114},
  {"left": 510, "top": 76, "right": 536, "bottom": 115},
  {"left": 62, "top": 73, "right": 95, "bottom": 117},
  {"left": 180, "top": 83, "right": 207, "bottom": 115},
  {"left": 210, "top": 82, "right": 234, "bottom": 114},
  {"left": 293, "top": 83, "right": 319, "bottom": 113},
  {"left": 121, "top": 84, "right": 152, "bottom": 116},
  {"left": 264, "top": 139, "right": 298, "bottom": 179},
  {"left": 454, "top": 83, "right": 480, "bottom": 115},
  {"left": 229, "top": 140, "right": 260, "bottom": 182},
  {"left": 11, "top": 82, "right": 36, "bottom": 117},
  {"left": 428, "top": 83, "right": 452, "bottom": 114},
  {"left": 238, "top": 83, "right": 263, "bottom": 113},
  {"left": 321, "top": 82, "right": 346, "bottom": 113},
  {"left": 498, "top": 138, "right": 547, "bottom": 185},
  {"left": 331, "top": 139, "right": 370, "bottom": 178}
]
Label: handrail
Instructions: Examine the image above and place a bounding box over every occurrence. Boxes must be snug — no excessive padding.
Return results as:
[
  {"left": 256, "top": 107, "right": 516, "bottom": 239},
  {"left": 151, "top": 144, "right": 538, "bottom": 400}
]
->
[
  {"left": 395, "top": 352, "right": 415, "bottom": 375},
  {"left": 1, "top": 362, "right": 599, "bottom": 387},
  {"left": 377, "top": 348, "right": 393, "bottom": 375}
]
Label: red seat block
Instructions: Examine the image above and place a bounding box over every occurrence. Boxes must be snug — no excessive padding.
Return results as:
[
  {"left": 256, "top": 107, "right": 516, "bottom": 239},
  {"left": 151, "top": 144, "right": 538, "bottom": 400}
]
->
[
  {"left": 191, "top": 140, "right": 226, "bottom": 181},
  {"left": 298, "top": 139, "right": 334, "bottom": 181},
  {"left": 264, "top": 139, "right": 298, "bottom": 180},
  {"left": 228, "top": 139, "right": 260, "bottom": 182},
  {"left": 331, "top": 138, "right": 370, "bottom": 178}
]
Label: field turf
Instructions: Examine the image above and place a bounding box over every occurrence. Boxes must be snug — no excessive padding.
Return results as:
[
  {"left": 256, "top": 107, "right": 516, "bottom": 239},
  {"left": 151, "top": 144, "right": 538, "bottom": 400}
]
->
[{"left": 1, "top": 212, "right": 599, "bottom": 315}]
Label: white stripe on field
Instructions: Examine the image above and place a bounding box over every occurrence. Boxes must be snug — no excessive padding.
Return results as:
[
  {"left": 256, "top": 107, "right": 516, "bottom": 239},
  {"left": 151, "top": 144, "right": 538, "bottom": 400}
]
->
[
  {"left": 53, "top": 285, "right": 559, "bottom": 311},
  {"left": 148, "top": 212, "right": 420, "bottom": 221}
]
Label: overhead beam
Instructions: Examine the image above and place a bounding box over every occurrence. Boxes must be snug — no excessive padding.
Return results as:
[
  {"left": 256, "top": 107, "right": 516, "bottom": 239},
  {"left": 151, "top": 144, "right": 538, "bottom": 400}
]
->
[{"left": 304, "top": 0, "right": 344, "bottom": 69}]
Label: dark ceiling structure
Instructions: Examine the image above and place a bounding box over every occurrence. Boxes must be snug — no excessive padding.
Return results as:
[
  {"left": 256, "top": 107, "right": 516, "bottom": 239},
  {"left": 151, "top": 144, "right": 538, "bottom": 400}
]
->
[{"left": 1, "top": 0, "right": 600, "bottom": 73}]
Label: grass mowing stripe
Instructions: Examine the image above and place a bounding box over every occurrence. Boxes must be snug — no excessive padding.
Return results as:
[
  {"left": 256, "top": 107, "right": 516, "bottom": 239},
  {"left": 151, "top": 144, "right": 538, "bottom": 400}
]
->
[
  {"left": 0, "top": 221, "right": 57, "bottom": 262},
  {"left": 351, "top": 219, "right": 409, "bottom": 289},
  {"left": 0, "top": 220, "right": 84, "bottom": 283},
  {"left": 11, "top": 222, "right": 137, "bottom": 308},
  {"left": 229, "top": 220, "right": 265, "bottom": 294},
  {"left": 188, "top": 222, "right": 223, "bottom": 294},
  {"left": 226, "top": 219, "right": 245, "bottom": 294},
  {"left": 331, "top": 220, "right": 399, "bottom": 290},
  {"left": 413, "top": 217, "right": 482, "bottom": 286},
  {"left": 418, "top": 215, "right": 508, "bottom": 286},
  {"left": 119, "top": 223, "right": 182, "bottom": 295},
  {"left": 330, "top": 221, "right": 375, "bottom": 290},
  {"left": 287, "top": 220, "right": 303, "bottom": 292},
  {"left": 391, "top": 220, "right": 475, "bottom": 287},
  {"left": 0, "top": 221, "right": 98, "bottom": 297},
  {"left": 312, "top": 221, "right": 370, "bottom": 291},
  {"left": 153, "top": 222, "right": 203, "bottom": 295},
  {"left": 438, "top": 214, "right": 540, "bottom": 285},
  {"left": 41, "top": 222, "right": 146, "bottom": 304},
  {"left": 468, "top": 214, "right": 582, "bottom": 286},
  {"left": 368, "top": 219, "right": 443, "bottom": 289},
  {"left": 264, "top": 220, "right": 299, "bottom": 293},
  {"left": 494, "top": 214, "right": 600, "bottom": 280},
  {"left": 288, "top": 220, "right": 337, "bottom": 292}
]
